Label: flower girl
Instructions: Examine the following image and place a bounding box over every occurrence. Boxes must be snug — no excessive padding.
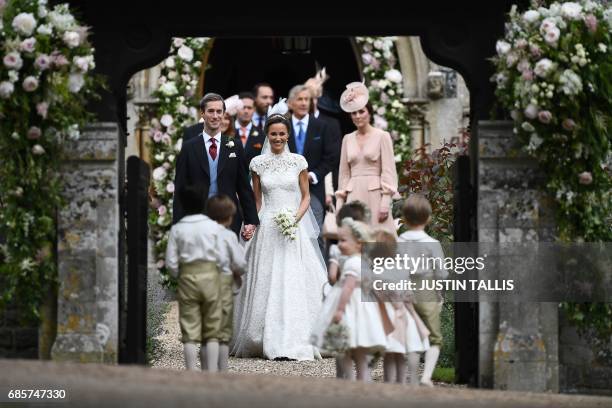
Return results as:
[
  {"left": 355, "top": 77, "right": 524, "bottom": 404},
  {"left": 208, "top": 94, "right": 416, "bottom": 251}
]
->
[
  {"left": 312, "top": 217, "right": 388, "bottom": 382},
  {"left": 370, "top": 229, "right": 430, "bottom": 384}
]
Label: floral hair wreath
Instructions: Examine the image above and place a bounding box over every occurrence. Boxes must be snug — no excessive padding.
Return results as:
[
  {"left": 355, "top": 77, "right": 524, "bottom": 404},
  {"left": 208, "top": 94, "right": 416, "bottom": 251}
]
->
[{"left": 341, "top": 217, "right": 372, "bottom": 243}]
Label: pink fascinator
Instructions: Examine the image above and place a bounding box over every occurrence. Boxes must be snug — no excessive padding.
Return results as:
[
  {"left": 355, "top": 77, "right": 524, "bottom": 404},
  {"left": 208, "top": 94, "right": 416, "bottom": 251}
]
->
[
  {"left": 340, "top": 81, "right": 369, "bottom": 113},
  {"left": 224, "top": 94, "right": 244, "bottom": 117}
]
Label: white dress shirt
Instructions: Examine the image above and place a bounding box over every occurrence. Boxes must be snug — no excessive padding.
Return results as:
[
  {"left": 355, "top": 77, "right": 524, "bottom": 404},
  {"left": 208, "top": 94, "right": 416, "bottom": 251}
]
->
[
  {"left": 218, "top": 227, "right": 247, "bottom": 276},
  {"left": 165, "top": 214, "right": 225, "bottom": 278},
  {"left": 291, "top": 114, "right": 318, "bottom": 184},
  {"left": 235, "top": 120, "right": 253, "bottom": 143}
]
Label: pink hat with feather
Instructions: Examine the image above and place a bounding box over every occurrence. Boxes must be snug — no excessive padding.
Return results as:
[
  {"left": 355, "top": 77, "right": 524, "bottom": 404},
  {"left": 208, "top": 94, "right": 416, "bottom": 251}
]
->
[{"left": 340, "top": 81, "right": 369, "bottom": 113}]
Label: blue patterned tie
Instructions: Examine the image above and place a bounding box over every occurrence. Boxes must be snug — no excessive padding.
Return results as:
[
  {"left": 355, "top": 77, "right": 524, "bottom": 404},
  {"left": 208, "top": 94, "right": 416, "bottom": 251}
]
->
[{"left": 296, "top": 121, "right": 305, "bottom": 155}]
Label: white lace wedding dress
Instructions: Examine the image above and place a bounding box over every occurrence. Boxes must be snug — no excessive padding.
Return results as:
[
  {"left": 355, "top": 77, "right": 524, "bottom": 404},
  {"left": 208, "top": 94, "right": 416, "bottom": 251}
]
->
[{"left": 231, "top": 150, "right": 327, "bottom": 360}]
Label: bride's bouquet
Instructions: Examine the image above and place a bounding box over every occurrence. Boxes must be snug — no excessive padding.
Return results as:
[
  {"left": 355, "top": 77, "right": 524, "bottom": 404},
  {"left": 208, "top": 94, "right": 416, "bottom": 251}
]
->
[{"left": 273, "top": 209, "right": 298, "bottom": 241}]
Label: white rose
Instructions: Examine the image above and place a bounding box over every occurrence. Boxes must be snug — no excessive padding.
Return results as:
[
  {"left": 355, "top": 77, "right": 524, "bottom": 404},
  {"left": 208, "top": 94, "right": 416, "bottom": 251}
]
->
[
  {"left": 38, "top": 5, "right": 47, "bottom": 18},
  {"left": 384, "top": 69, "right": 403, "bottom": 83},
  {"left": 165, "top": 56, "right": 175, "bottom": 68},
  {"left": 524, "top": 104, "right": 539, "bottom": 119},
  {"left": 173, "top": 38, "right": 185, "bottom": 48},
  {"left": 0, "top": 81, "right": 14, "bottom": 98},
  {"left": 37, "top": 24, "right": 52, "bottom": 35},
  {"left": 160, "top": 114, "right": 174, "bottom": 127},
  {"left": 528, "top": 133, "right": 543, "bottom": 150},
  {"left": 523, "top": 10, "right": 540, "bottom": 24},
  {"left": 63, "top": 31, "right": 81, "bottom": 48},
  {"left": 47, "top": 10, "right": 75, "bottom": 31},
  {"left": 8, "top": 71, "right": 18, "bottom": 83},
  {"left": 178, "top": 104, "right": 189, "bottom": 115},
  {"left": 32, "top": 144, "right": 45, "bottom": 155},
  {"left": 561, "top": 2, "right": 583, "bottom": 20},
  {"left": 3, "top": 52, "right": 23, "bottom": 70},
  {"left": 20, "top": 37, "right": 37, "bottom": 53},
  {"left": 67, "top": 124, "right": 80, "bottom": 140},
  {"left": 12, "top": 13, "right": 37, "bottom": 36},
  {"left": 534, "top": 58, "right": 554, "bottom": 77},
  {"left": 521, "top": 121, "right": 536, "bottom": 132},
  {"left": 496, "top": 40, "right": 511, "bottom": 55},
  {"left": 73, "top": 56, "right": 90, "bottom": 72},
  {"left": 159, "top": 82, "right": 178, "bottom": 96},
  {"left": 177, "top": 45, "right": 194, "bottom": 62},
  {"left": 544, "top": 26, "right": 561, "bottom": 45},
  {"left": 68, "top": 73, "right": 84, "bottom": 93},
  {"left": 539, "top": 17, "right": 557, "bottom": 34},
  {"left": 152, "top": 166, "right": 167, "bottom": 181},
  {"left": 22, "top": 76, "right": 39, "bottom": 92}
]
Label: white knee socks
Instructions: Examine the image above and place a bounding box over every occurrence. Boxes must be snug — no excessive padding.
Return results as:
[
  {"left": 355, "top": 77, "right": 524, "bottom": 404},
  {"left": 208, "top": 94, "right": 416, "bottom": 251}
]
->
[
  {"left": 395, "top": 354, "right": 406, "bottom": 384},
  {"left": 184, "top": 342, "right": 199, "bottom": 371},
  {"left": 219, "top": 343, "right": 230, "bottom": 371},
  {"left": 421, "top": 345, "right": 440, "bottom": 386},
  {"left": 407, "top": 352, "right": 420, "bottom": 385},
  {"left": 204, "top": 341, "right": 219, "bottom": 373}
]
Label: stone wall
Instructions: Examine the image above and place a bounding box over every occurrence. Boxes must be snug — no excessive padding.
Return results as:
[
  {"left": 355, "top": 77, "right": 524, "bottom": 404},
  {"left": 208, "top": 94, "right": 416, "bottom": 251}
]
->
[
  {"left": 51, "top": 122, "right": 120, "bottom": 363},
  {"left": 477, "top": 121, "right": 559, "bottom": 392}
]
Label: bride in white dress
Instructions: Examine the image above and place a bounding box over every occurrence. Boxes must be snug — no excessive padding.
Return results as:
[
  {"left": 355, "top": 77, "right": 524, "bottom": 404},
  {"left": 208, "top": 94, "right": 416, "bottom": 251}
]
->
[{"left": 231, "top": 100, "right": 327, "bottom": 360}]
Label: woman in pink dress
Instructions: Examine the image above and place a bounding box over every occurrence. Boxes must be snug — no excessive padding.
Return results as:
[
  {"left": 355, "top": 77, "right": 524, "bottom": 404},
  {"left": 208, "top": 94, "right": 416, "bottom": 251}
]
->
[{"left": 335, "top": 82, "right": 399, "bottom": 234}]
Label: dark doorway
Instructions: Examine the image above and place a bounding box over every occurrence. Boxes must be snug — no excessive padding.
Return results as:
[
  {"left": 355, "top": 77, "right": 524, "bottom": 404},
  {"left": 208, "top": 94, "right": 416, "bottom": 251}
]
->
[{"left": 203, "top": 37, "right": 361, "bottom": 135}]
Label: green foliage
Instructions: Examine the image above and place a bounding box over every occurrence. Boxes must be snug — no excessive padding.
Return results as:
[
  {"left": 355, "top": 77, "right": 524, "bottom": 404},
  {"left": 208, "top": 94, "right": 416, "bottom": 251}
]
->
[
  {"left": 394, "top": 135, "right": 469, "bottom": 242},
  {"left": 432, "top": 367, "right": 455, "bottom": 383},
  {"left": 0, "top": 0, "right": 104, "bottom": 322}
]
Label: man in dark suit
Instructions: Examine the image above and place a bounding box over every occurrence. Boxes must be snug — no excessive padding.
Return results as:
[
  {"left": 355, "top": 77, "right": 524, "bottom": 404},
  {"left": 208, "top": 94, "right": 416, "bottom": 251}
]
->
[
  {"left": 252, "top": 82, "right": 274, "bottom": 133},
  {"left": 312, "top": 93, "right": 343, "bottom": 204},
  {"left": 235, "top": 92, "right": 266, "bottom": 167},
  {"left": 173, "top": 93, "right": 259, "bottom": 239},
  {"left": 287, "top": 84, "right": 340, "bottom": 248}
]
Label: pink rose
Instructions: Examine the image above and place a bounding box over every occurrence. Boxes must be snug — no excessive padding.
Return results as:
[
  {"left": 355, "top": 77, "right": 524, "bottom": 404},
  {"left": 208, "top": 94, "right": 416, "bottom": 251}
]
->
[
  {"left": 34, "top": 54, "right": 51, "bottom": 71},
  {"left": 162, "top": 162, "right": 171, "bottom": 170},
  {"left": 162, "top": 134, "right": 172, "bottom": 145},
  {"left": 166, "top": 182, "right": 175, "bottom": 193},
  {"left": 562, "top": 118, "right": 576, "bottom": 131},
  {"left": 530, "top": 44, "right": 542, "bottom": 58},
  {"left": 51, "top": 51, "right": 69, "bottom": 67},
  {"left": 158, "top": 205, "right": 167, "bottom": 216},
  {"left": 522, "top": 70, "right": 534, "bottom": 81},
  {"left": 152, "top": 130, "right": 163, "bottom": 143},
  {"left": 584, "top": 14, "right": 597, "bottom": 33},
  {"left": 578, "top": 171, "right": 592, "bottom": 185},
  {"left": 537, "top": 110, "right": 552, "bottom": 124},
  {"left": 19, "top": 37, "right": 37, "bottom": 53},
  {"left": 27, "top": 126, "right": 42, "bottom": 140},
  {"left": 36, "top": 102, "right": 48, "bottom": 118}
]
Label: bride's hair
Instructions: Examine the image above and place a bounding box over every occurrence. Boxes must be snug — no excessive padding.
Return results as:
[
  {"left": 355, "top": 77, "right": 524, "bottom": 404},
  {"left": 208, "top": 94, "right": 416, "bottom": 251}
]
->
[{"left": 264, "top": 113, "right": 291, "bottom": 135}]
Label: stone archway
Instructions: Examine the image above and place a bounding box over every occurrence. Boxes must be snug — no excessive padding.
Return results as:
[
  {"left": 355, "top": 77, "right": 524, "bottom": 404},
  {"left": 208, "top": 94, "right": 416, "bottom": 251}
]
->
[{"left": 56, "top": 0, "right": 513, "bottom": 388}]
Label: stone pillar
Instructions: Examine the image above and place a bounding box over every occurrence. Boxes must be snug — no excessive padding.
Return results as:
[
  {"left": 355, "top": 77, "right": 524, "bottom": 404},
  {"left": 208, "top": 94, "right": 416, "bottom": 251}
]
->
[
  {"left": 52, "top": 122, "right": 120, "bottom": 363},
  {"left": 477, "top": 120, "right": 559, "bottom": 392}
]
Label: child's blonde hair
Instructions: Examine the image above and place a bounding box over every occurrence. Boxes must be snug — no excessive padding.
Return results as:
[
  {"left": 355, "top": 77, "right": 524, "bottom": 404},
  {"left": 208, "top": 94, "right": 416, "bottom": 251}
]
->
[
  {"left": 402, "top": 193, "right": 432, "bottom": 226},
  {"left": 340, "top": 217, "right": 372, "bottom": 244}
]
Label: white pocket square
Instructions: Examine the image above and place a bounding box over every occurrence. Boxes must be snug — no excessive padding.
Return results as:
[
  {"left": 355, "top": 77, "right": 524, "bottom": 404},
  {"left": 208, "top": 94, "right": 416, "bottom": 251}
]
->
[{"left": 228, "top": 152, "right": 237, "bottom": 158}]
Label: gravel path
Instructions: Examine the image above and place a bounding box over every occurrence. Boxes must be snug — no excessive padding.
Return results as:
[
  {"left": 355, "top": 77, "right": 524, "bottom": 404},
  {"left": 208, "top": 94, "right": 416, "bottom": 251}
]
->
[{"left": 151, "top": 301, "right": 457, "bottom": 386}]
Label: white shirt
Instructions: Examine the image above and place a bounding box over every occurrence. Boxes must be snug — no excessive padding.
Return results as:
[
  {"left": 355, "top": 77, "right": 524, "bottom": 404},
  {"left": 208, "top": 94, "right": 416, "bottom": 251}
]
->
[
  {"left": 218, "top": 227, "right": 247, "bottom": 276},
  {"left": 291, "top": 114, "right": 318, "bottom": 184},
  {"left": 398, "top": 229, "right": 448, "bottom": 279},
  {"left": 235, "top": 120, "right": 253, "bottom": 138},
  {"left": 165, "top": 214, "right": 225, "bottom": 278},
  {"left": 203, "top": 131, "right": 221, "bottom": 152}
]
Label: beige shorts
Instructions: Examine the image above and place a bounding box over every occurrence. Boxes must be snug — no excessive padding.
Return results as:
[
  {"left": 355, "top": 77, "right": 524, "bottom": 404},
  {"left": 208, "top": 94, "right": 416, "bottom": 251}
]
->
[
  {"left": 218, "top": 274, "right": 235, "bottom": 343},
  {"left": 177, "top": 261, "right": 221, "bottom": 343},
  {"left": 413, "top": 301, "right": 443, "bottom": 346}
]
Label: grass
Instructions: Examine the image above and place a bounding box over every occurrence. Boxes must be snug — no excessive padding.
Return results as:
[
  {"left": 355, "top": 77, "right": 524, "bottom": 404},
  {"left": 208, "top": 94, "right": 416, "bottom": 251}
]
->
[{"left": 432, "top": 367, "right": 455, "bottom": 383}]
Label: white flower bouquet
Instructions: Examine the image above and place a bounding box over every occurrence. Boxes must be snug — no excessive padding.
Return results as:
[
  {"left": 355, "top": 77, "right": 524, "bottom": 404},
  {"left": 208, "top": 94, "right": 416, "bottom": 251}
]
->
[
  {"left": 273, "top": 208, "right": 298, "bottom": 241},
  {"left": 321, "top": 322, "right": 350, "bottom": 356}
]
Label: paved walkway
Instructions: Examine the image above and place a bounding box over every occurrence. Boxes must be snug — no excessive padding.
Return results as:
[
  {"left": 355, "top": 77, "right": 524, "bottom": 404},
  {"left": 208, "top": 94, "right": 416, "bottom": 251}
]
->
[{"left": 1, "top": 359, "right": 611, "bottom": 408}]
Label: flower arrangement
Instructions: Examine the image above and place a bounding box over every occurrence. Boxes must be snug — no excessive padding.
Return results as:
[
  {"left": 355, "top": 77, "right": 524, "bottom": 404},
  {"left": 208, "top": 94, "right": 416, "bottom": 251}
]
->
[
  {"left": 491, "top": 1, "right": 611, "bottom": 346},
  {"left": 355, "top": 37, "right": 412, "bottom": 167},
  {"left": 147, "top": 37, "right": 211, "bottom": 287},
  {"left": 0, "top": 0, "right": 103, "bottom": 321},
  {"left": 320, "top": 322, "right": 350, "bottom": 356},
  {"left": 273, "top": 208, "right": 298, "bottom": 241},
  {"left": 491, "top": 1, "right": 611, "bottom": 242}
]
